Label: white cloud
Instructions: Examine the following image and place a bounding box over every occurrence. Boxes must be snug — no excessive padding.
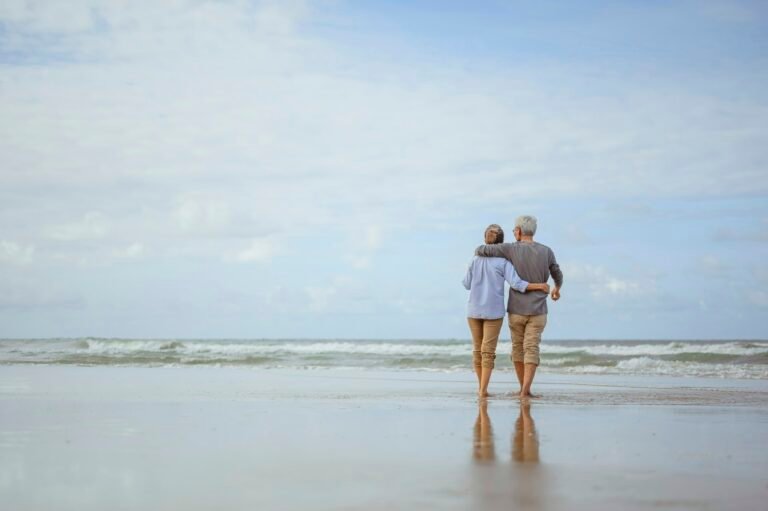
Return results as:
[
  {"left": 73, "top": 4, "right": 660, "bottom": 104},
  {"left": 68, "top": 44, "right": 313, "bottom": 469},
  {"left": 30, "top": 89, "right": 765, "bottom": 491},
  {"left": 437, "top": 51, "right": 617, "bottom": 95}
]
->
[
  {"left": 173, "top": 194, "right": 232, "bottom": 235},
  {"left": 305, "top": 284, "right": 337, "bottom": 313},
  {"left": 0, "top": 277, "right": 84, "bottom": 310},
  {"left": 342, "top": 224, "right": 384, "bottom": 270},
  {"left": 0, "top": 0, "right": 95, "bottom": 33},
  {"left": 1, "top": 0, "right": 765, "bottom": 253},
  {"left": 348, "top": 256, "right": 371, "bottom": 270},
  {"left": 699, "top": 0, "right": 759, "bottom": 23},
  {"left": 603, "top": 277, "right": 641, "bottom": 295},
  {"left": 0, "top": 2, "right": 765, "bottom": 338},
  {"left": 304, "top": 275, "right": 372, "bottom": 313},
  {"left": 230, "top": 237, "right": 277, "bottom": 263},
  {"left": 364, "top": 225, "right": 382, "bottom": 250},
  {"left": 112, "top": 242, "right": 145, "bottom": 259},
  {"left": 747, "top": 291, "right": 768, "bottom": 308},
  {"left": 0, "top": 240, "right": 35, "bottom": 264},
  {"left": 699, "top": 255, "right": 727, "bottom": 273},
  {"left": 756, "top": 267, "right": 768, "bottom": 285},
  {"left": 566, "top": 263, "right": 655, "bottom": 300},
  {"left": 46, "top": 211, "right": 109, "bottom": 241}
]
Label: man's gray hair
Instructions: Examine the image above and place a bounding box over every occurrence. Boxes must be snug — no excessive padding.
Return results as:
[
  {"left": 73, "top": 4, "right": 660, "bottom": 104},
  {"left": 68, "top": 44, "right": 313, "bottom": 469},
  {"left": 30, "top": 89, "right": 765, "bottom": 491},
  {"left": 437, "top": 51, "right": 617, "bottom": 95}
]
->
[{"left": 515, "top": 215, "right": 537, "bottom": 236}]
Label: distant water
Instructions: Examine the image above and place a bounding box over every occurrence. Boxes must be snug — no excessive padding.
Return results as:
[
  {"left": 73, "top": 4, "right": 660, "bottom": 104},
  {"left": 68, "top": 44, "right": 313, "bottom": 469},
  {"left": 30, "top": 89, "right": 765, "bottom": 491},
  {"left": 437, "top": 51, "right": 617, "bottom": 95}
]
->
[{"left": 1, "top": 338, "right": 767, "bottom": 379}]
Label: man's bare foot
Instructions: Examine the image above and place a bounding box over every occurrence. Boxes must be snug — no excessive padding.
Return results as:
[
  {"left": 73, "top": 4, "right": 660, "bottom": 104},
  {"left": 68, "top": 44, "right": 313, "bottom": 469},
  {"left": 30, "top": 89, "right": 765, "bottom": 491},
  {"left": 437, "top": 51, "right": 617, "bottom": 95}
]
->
[
  {"left": 478, "top": 391, "right": 493, "bottom": 398},
  {"left": 519, "top": 392, "right": 540, "bottom": 399}
]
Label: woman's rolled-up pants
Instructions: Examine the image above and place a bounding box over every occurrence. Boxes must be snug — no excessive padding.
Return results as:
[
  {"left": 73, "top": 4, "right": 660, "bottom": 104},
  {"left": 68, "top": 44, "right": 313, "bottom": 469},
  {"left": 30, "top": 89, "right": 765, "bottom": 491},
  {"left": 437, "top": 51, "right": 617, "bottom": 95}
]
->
[{"left": 467, "top": 317, "right": 503, "bottom": 369}]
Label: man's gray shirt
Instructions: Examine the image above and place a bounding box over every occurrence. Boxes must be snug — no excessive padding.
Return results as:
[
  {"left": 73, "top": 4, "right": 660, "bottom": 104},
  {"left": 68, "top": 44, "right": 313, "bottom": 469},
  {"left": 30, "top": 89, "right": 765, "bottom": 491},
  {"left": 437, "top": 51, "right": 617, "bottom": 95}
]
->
[{"left": 475, "top": 241, "right": 563, "bottom": 316}]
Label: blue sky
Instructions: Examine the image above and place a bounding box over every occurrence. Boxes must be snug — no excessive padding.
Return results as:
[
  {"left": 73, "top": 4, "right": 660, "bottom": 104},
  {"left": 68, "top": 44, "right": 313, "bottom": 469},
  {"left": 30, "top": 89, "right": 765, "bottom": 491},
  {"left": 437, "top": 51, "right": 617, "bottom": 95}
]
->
[{"left": 0, "top": 1, "right": 766, "bottom": 340}]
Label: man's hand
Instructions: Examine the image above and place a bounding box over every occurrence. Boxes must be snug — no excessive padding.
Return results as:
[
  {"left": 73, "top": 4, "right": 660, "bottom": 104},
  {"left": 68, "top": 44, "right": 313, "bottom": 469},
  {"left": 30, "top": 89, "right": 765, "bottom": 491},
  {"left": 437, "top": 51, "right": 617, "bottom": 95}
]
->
[
  {"left": 541, "top": 284, "right": 550, "bottom": 294},
  {"left": 551, "top": 287, "right": 561, "bottom": 301}
]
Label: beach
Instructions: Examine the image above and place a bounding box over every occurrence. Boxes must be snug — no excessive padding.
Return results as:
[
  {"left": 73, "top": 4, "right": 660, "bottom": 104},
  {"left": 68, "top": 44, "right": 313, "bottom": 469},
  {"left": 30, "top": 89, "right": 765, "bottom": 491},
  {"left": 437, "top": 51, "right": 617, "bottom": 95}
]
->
[{"left": 1, "top": 364, "right": 767, "bottom": 510}]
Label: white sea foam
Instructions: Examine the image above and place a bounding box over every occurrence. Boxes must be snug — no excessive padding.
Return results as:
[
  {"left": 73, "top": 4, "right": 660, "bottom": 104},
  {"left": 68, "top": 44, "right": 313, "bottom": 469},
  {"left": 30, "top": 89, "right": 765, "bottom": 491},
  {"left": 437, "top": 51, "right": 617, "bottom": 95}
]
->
[
  {"left": 78, "top": 339, "right": 472, "bottom": 357},
  {"left": 71, "top": 340, "right": 768, "bottom": 358},
  {"left": 1, "top": 339, "right": 767, "bottom": 379},
  {"left": 542, "top": 342, "right": 768, "bottom": 357},
  {"left": 550, "top": 357, "right": 768, "bottom": 379}
]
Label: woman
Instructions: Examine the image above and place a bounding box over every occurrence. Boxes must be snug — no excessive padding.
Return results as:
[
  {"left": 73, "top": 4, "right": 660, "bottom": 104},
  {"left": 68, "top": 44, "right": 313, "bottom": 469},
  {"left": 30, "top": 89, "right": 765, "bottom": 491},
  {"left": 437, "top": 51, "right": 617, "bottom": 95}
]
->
[{"left": 462, "top": 224, "right": 549, "bottom": 397}]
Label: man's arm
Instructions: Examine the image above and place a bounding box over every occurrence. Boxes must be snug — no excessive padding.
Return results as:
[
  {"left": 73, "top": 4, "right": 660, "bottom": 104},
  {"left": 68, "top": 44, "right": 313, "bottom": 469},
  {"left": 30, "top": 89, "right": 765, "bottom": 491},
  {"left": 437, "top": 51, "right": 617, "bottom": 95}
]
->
[
  {"left": 549, "top": 248, "right": 563, "bottom": 301},
  {"left": 475, "top": 243, "right": 512, "bottom": 259},
  {"left": 503, "top": 261, "right": 549, "bottom": 294}
]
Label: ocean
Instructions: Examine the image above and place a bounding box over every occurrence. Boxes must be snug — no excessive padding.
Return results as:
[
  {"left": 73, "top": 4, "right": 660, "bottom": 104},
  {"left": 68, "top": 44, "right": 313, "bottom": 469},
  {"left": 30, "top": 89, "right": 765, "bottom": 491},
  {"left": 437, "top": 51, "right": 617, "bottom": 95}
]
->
[{"left": 1, "top": 338, "right": 766, "bottom": 379}]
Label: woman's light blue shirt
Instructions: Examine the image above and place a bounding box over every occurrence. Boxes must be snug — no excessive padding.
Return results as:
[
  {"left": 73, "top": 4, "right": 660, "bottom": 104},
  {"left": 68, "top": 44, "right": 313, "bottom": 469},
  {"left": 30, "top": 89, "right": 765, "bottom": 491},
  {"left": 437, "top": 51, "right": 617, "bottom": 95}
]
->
[{"left": 462, "top": 256, "right": 528, "bottom": 319}]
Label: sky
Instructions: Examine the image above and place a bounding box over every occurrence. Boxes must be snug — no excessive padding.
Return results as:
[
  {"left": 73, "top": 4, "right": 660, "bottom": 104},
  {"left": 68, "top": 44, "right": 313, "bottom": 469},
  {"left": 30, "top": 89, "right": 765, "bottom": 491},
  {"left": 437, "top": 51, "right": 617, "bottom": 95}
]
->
[{"left": 0, "top": 0, "right": 766, "bottom": 340}]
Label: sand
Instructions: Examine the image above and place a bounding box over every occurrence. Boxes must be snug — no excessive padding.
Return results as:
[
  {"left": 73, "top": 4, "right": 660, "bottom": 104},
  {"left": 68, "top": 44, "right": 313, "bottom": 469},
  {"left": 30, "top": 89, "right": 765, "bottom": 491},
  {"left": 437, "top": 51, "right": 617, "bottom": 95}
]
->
[{"left": 1, "top": 365, "right": 767, "bottom": 510}]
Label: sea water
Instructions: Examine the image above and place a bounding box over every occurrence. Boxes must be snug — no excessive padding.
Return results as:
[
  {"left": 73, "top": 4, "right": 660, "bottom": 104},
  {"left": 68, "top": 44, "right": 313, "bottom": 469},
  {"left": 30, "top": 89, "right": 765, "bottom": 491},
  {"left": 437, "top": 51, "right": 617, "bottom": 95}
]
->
[{"left": 0, "top": 338, "right": 766, "bottom": 379}]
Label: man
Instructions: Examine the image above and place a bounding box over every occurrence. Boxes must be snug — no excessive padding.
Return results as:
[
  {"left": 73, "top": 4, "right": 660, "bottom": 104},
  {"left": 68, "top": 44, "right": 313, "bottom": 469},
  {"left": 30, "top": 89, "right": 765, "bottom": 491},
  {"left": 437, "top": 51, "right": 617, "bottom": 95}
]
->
[{"left": 475, "top": 215, "right": 563, "bottom": 398}]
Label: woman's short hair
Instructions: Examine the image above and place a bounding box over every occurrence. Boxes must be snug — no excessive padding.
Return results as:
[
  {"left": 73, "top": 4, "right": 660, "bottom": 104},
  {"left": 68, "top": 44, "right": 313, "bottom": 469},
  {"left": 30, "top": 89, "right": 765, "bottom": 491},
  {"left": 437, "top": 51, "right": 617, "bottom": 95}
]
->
[
  {"left": 484, "top": 224, "right": 504, "bottom": 244},
  {"left": 515, "top": 215, "right": 537, "bottom": 236}
]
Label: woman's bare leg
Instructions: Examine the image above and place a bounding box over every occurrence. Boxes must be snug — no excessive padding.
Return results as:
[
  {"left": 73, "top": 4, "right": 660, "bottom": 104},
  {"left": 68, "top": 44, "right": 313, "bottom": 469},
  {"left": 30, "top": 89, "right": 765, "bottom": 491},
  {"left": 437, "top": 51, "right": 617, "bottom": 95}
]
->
[{"left": 479, "top": 367, "right": 493, "bottom": 397}]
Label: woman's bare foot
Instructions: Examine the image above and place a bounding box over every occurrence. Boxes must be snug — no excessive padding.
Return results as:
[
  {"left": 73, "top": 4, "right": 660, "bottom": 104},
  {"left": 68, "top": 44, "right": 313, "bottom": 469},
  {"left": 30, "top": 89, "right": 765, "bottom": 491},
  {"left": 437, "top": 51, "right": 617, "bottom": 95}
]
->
[
  {"left": 519, "top": 392, "right": 540, "bottom": 399},
  {"left": 478, "top": 390, "right": 493, "bottom": 398}
]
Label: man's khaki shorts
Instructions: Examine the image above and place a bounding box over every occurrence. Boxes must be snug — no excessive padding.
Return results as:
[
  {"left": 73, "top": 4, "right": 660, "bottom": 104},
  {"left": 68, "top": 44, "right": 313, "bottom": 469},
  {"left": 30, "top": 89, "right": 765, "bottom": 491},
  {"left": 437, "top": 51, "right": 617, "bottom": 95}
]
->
[{"left": 509, "top": 313, "right": 547, "bottom": 365}]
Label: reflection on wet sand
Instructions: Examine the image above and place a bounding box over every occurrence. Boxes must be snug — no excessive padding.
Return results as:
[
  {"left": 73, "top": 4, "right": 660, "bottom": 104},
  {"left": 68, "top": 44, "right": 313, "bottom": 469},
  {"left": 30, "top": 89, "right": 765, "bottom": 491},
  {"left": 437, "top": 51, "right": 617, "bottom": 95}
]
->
[
  {"left": 513, "top": 400, "right": 539, "bottom": 463},
  {"left": 470, "top": 399, "right": 546, "bottom": 511},
  {"left": 471, "top": 399, "right": 540, "bottom": 466},
  {"left": 473, "top": 399, "right": 495, "bottom": 463}
]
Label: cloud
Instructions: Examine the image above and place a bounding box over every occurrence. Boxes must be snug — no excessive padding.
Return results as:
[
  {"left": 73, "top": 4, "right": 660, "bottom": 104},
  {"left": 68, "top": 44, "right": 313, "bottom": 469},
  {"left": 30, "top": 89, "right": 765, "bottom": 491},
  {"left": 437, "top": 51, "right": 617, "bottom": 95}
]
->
[
  {"left": 45, "top": 211, "right": 109, "bottom": 241},
  {"left": 304, "top": 275, "right": 373, "bottom": 313},
  {"left": 0, "top": 240, "right": 35, "bottom": 264},
  {"left": 1, "top": 0, "right": 766, "bottom": 251},
  {"left": 566, "top": 263, "right": 656, "bottom": 300},
  {"left": 364, "top": 225, "right": 382, "bottom": 250},
  {"left": 699, "top": 0, "right": 762, "bottom": 23},
  {"left": 747, "top": 291, "right": 768, "bottom": 308},
  {"left": 713, "top": 219, "right": 768, "bottom": 243},
  {"left": 173, "top": 194, "right": 232, "bottom": 236},
  {"left": 112, "top": 242, "right": 145, "bottom": 259},
  {"left": 343, "top": 224, "right": 384, "bottom": 270},
  {"left": 305, "top": 284, "right": 337, "bottom": 313},
  {"left": 756, "top": 267, "right": 768, "bottom": 285},
  {"left": 0, "top": 1, "right": 765, "bottom": 338},
  {"left": 229, "top": 237, "right": 277, "bottom": 263},
  {"left": 0, "top": 277, "right": 84, "bottom": 311},
  {"left": 697, "top": 255, "right": 730, "bottom": 277}
]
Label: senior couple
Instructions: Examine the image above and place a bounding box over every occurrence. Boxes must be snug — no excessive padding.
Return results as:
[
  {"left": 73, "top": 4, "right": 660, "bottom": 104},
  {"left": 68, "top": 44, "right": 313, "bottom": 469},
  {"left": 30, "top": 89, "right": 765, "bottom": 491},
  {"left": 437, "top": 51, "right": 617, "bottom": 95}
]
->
[{"left": 462, "top": 215, "right": 563, "bottom": 399}]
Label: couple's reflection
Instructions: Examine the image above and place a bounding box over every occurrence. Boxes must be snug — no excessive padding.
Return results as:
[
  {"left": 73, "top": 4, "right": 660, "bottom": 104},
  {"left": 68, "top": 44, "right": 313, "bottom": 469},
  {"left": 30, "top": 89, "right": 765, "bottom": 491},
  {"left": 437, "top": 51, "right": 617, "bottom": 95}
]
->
[
  {"left": 472, "top": 399, "right": 539, "bottom": 464},
  {"left": 471, "top": 400, "right": 543, "bottom": 510}
]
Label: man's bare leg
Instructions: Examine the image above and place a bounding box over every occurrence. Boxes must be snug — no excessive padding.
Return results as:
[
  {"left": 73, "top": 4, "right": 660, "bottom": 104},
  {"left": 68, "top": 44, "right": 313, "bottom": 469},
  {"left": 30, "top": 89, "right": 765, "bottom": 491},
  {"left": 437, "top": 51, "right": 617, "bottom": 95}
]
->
[
  {"left": 514, "top": 361, "right": 525, "bottom": 393},
  {"left": 520, "top": 363, "right": 539, "bottom": 398}
]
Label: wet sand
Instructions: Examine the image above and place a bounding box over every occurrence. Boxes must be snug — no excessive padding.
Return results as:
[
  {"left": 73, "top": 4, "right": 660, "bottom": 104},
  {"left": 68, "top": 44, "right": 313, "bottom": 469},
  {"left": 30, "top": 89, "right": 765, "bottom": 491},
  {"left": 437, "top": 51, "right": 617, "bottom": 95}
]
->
[{"left": 1, "top": 365, "right": 767, "bottom": 510}]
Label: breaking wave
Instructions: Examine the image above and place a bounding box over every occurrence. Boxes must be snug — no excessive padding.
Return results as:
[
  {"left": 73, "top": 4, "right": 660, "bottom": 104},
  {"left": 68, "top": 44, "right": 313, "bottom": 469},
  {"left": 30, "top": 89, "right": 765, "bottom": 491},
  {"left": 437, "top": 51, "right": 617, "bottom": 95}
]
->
[{"left": 1, "top": 338, "right": 766, "bottom": 379}]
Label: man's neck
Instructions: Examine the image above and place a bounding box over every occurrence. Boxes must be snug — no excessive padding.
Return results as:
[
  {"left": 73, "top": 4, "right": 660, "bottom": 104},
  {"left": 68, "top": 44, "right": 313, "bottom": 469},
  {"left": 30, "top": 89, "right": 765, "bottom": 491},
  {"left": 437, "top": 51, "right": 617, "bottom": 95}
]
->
[{"left": 519, "top": 236, "right": 535, "bottom": 243}]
